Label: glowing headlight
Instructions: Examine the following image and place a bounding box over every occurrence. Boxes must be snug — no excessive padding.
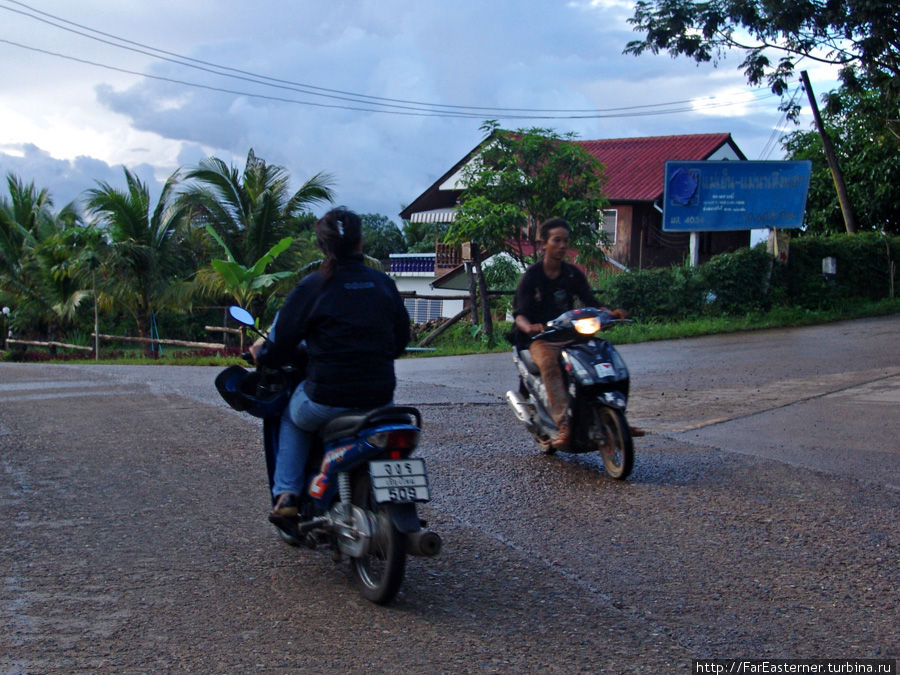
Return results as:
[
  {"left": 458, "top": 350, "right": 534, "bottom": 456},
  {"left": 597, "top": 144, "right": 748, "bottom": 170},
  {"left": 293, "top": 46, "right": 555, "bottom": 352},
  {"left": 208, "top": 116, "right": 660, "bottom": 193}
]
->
[{"left": 573, "top": 317, "right": 601, "bottom": 335}]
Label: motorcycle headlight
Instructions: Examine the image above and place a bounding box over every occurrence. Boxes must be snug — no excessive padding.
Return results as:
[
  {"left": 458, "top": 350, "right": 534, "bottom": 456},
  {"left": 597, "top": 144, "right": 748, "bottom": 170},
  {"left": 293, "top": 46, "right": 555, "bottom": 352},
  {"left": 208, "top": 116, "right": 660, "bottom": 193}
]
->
[{"left": 573, "top": 317, "right": 601, "bottom": 335}]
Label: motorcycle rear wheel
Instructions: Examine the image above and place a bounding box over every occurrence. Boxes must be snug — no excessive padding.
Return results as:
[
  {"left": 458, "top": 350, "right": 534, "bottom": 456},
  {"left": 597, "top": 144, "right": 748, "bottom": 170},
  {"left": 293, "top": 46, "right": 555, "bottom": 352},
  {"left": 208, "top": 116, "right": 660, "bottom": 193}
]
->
[
  {"left": 350, "top": 471, "right": 407, "bottom": 604},
  {"left": 592, "top": 406, "right": 634, "bottom": 480}
]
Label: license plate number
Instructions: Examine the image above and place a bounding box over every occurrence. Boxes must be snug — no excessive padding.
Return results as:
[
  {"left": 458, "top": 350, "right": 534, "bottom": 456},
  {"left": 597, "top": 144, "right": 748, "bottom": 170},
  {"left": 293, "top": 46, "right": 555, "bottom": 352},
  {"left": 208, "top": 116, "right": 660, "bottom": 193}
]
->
[{"left": 369, "top": 458, "right": 430, "bottom": 503}]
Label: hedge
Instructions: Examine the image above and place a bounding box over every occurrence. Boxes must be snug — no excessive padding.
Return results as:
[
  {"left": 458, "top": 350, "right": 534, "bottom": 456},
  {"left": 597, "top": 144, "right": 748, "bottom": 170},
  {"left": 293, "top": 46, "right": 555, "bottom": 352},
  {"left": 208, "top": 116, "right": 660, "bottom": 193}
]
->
[{"left": 605, "top": 233, "right": 899, "bottom": 320}]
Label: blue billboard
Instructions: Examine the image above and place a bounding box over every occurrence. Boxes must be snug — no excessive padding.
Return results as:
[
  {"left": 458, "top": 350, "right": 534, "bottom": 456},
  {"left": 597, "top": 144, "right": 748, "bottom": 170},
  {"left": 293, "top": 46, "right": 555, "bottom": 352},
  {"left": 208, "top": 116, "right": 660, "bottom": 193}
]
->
[{"left": 662, "top": 160, "right": 812, "bottom": 232}]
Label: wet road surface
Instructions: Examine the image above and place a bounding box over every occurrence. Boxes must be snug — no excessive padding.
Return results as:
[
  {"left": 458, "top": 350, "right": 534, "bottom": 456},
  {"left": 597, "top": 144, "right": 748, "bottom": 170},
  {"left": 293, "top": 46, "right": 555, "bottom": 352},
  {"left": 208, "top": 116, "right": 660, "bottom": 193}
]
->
[{"left": 2, "top": 315, "right": 898, "bottom": 672}]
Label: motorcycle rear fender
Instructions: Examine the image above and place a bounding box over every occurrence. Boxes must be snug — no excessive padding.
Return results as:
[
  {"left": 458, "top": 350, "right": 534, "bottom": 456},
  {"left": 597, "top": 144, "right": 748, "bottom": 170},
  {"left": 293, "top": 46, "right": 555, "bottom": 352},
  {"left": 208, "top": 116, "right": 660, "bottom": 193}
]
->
[
  {"left": 386, "top": 502, "right": 421, "bottom": 533},
  {"left": 307, "top": 425, "right": 420, "bottom": 507}
]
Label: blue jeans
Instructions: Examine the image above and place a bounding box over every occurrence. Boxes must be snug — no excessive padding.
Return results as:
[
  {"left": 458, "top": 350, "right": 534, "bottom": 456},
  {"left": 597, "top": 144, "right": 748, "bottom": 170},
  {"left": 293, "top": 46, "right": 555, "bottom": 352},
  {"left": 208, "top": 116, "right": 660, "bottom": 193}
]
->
[{"left": 272, "top": 382, "right": 352, "bottom": 498}]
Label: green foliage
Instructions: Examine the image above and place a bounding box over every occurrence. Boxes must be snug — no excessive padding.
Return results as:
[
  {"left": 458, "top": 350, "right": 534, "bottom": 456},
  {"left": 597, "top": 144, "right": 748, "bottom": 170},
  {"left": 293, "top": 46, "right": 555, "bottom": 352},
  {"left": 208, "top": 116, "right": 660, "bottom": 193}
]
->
[
  {"left": 607, "top": 264, "right": 705, "bottom": 320},
  {"left": 85, "top": 167, "right": 194, "bottom": 349},
  {"left": 483, "top": 254, "right": 522, "bottom": 318},
  {"left": 771, "top": 232, "right": 899, "bottom": 309},
  {"left": 625, "top": 0, "right": 900, "bottom": 117},
  {"left": 402, "top": 220, "right": 447, "bottom": 253},
  {"left": 607, "top": 234, "right": 898, "bottom": 320},
  {"left": 781, "top": 76, "right": 900, "bottom": 235},
  {"left": 361, "top": 213, "right": 406, "bottom": 262},
  {"left": 182, "top": 149, "right": 334, "bottom": 269},
  {"left": 182, "top": 149, "right": 334, "bottom": 317},
  {"left": 205, "top": 225, "right": 295, "bottom": 311},
  {"left": 447, "top": 121, "right": 608, "bottom": 265},
  {"left": 699, "top": 245, "right": 773, "bottom": 314}
]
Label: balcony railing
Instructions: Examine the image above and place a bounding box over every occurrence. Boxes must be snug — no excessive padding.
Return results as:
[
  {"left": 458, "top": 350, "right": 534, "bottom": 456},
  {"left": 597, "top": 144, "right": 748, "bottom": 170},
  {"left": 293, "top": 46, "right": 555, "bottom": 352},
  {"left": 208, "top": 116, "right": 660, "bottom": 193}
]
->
[{"left": 435, "top": 243, "right": 463, "bottom": 275}]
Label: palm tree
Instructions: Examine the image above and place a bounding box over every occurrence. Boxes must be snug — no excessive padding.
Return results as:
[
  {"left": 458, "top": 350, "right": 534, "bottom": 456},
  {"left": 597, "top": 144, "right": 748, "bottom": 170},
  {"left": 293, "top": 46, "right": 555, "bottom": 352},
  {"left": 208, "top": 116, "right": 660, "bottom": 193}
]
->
[
  {"left": 182, "top": 149, "right": 335, "bottom": 315},
  {"left": 0, "top": 174, "right": 64, "bottom": 338},
  {"left": 85, "top": 168, "right": 192, "bottom": 354}
]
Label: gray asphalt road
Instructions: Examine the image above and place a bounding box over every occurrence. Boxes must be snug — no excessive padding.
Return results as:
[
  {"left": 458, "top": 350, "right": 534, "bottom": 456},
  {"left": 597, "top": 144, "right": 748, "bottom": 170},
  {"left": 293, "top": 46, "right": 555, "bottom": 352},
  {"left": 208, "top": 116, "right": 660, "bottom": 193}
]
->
[{"left": 2, "top": 315, "right": 898, "bottom": 672}]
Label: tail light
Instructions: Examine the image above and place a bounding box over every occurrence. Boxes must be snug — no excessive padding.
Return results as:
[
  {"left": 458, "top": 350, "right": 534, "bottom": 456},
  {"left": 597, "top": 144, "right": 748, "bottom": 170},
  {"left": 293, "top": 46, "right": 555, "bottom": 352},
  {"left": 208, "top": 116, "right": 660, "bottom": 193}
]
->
[{"left": 366, "top": 428, "right": 420, "bottom": 451}]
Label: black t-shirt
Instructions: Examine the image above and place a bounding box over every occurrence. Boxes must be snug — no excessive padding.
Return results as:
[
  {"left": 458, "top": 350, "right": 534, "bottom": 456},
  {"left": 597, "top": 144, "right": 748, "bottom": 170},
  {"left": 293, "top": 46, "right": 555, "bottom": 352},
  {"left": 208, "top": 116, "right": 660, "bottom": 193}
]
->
[{"left": 511, "top": 260, "right": 599, "bottom": 348}]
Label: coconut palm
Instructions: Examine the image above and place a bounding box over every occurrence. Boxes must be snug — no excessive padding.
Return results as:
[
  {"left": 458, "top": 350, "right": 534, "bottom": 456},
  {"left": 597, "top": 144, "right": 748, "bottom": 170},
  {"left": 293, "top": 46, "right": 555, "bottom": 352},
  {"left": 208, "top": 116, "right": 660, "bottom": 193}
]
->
[
  {"left": 0, "top": 174, "right": 68, "bottom": 337},
  {"left": 85, "top": 168, "right": 192, "bottom": 354},
  {"left": 182, "top": 149, "right": 335, "bottom": 315}
]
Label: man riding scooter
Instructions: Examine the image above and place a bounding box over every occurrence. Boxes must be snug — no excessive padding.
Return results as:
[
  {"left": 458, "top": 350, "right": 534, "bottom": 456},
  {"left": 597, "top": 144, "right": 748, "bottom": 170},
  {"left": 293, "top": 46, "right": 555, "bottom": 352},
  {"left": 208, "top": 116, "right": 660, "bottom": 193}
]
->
[{"left": 511, "top": 217, "right": 636, "bottom": 450}]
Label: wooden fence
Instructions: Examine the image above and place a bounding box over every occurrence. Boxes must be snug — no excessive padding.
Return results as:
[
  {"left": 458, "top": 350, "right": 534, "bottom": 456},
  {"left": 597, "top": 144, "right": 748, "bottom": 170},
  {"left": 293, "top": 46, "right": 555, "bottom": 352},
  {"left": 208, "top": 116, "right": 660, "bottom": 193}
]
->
[{"left": 4, "top": 333, "right": 229, "bottom": 357}]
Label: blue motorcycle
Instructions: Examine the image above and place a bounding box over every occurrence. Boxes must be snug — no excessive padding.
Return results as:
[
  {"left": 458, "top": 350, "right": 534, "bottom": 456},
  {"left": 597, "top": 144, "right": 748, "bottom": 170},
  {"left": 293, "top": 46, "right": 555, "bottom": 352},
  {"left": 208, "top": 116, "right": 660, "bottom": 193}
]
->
[{"left": 216, "top": 307, "right": 440, "bottom": 604}]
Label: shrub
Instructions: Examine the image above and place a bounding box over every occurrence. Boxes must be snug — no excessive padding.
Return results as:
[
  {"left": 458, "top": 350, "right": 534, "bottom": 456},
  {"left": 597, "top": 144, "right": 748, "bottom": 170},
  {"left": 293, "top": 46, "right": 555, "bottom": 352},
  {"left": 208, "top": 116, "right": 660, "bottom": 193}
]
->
[
  {"left": 607, "top": 233, "right": 898, "bottom": 319},
  {"left": 607, "top": 264, "right": 705, "bottom": 321},
  {"left": 699, "top": 245, "right": 773, "bottom": 314}
]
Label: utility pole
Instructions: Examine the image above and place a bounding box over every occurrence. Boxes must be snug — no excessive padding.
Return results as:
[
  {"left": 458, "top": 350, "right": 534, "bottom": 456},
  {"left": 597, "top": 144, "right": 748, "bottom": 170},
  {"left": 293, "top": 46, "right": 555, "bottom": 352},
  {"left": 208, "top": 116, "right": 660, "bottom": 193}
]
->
[{"left": 800, "top": 70, "right": 857, "bottom": 234}]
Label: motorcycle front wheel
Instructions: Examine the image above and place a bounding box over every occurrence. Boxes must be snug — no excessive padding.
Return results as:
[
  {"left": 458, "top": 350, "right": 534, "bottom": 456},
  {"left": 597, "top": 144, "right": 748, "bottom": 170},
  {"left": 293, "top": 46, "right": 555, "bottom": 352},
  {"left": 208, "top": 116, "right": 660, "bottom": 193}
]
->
[
  {"left": 592, "top": 406, "right": 634, "bottom": 480},
  {"left": 350, "top": 471, "right": 407, "bottom": 604}
]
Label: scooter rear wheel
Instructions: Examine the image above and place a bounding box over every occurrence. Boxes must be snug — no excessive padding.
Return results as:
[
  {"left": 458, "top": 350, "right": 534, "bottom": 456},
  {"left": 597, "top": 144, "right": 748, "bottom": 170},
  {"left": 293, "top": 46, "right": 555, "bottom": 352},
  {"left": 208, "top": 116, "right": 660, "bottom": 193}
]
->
[
  {"left": 350, "top": 471, "right": 407, "bottom": 604},
  {"left": 593, "top": 406, "right": 634, "bottom": 480}
]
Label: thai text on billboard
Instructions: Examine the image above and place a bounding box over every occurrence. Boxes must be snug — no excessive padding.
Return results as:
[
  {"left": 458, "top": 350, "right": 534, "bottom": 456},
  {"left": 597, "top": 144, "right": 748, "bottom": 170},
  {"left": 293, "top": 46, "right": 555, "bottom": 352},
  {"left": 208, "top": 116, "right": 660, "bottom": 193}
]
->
[{"left": 662, "top": 160, "right": 812, "bottom": 232}]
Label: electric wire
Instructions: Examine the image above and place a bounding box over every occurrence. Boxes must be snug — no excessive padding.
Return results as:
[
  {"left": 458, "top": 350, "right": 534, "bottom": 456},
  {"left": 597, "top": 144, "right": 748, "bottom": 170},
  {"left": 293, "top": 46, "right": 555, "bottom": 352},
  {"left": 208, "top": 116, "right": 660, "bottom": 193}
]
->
[
  {"left": 0, "top": 37, "right": 777, "bottom": 120},
  {"left": 758, "top": 84, "right": 803, "bottom": 159},
  {"left": 1, "top": 0, "right": 730, "bottom": 115},
  {"left": 0, "top": 0, "right": 779, "bottom": 120}
]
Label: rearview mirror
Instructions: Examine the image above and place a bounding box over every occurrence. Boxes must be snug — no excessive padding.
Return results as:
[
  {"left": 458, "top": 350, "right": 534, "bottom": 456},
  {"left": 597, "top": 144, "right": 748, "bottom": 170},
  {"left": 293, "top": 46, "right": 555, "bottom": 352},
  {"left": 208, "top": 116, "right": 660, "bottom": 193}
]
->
[{"left": 228, "top": 306, "right": 255, "bottom": 327}]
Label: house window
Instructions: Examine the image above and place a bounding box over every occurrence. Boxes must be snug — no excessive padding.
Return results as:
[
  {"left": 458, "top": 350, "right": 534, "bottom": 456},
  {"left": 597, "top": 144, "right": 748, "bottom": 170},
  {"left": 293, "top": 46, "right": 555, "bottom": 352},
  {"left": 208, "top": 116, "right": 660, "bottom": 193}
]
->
[
  {"left": 598, "top": 209, "right": 617, "bottom": 245},
  {"left": 404, "top": 298, "right": 442, "bottom": 323}
]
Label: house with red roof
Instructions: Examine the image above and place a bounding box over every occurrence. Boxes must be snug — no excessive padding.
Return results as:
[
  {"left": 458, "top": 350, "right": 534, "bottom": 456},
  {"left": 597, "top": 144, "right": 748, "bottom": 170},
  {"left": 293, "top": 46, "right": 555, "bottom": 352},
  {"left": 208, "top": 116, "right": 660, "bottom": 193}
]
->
[{"left": 399, "top": 131, "right": 751, "bottom": 273}]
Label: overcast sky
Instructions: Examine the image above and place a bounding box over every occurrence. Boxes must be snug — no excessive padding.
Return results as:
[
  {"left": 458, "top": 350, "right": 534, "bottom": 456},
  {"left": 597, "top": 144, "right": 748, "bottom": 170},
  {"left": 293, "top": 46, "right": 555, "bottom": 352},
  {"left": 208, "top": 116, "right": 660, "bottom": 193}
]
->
[{"left": 0, "top": 0, "right": 838, "bottom": 223}]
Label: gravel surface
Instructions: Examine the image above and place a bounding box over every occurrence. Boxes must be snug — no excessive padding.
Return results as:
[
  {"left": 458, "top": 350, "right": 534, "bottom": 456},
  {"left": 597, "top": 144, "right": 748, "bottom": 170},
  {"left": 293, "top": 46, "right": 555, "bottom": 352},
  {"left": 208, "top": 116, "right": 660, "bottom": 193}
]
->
[{"left": 2, "top": 317, "right": 898, "bottom": 672}]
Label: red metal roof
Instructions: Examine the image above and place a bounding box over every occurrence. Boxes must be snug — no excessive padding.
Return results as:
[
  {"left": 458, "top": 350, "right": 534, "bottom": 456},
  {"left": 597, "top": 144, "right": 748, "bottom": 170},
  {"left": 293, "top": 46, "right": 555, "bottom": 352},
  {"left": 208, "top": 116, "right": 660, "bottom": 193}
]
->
[{"left": 576, "top": 133, "right": 740, "bottom": 202}]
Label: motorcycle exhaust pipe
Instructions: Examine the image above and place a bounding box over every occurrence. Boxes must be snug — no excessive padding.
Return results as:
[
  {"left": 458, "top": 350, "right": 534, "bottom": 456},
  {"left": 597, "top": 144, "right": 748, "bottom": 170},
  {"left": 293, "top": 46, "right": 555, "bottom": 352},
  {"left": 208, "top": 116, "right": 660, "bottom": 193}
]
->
[
  {"left": 406, "top": 529, "right": 442, "bottom": 557},
  {"left": 505, "top": 390, "right": 537, "bottom": 429}
]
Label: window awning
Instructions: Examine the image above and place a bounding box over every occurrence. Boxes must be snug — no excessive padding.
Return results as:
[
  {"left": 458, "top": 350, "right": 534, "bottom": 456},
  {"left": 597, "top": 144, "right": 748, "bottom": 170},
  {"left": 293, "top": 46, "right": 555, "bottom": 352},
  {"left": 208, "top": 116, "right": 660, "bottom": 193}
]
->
[{"left": 408, "top": 208, "right": 457, "bottom": 223}]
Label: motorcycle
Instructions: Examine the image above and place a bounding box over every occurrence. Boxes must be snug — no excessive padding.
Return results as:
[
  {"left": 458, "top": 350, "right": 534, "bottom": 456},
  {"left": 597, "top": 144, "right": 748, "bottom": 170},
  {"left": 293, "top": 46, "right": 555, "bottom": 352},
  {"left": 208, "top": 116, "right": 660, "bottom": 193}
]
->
[
  {"left": 505, "top": 307, "right": 635, "bottom": 480},
  {"left": 215, "top": 306, "right": 440, "bottom": 604}
]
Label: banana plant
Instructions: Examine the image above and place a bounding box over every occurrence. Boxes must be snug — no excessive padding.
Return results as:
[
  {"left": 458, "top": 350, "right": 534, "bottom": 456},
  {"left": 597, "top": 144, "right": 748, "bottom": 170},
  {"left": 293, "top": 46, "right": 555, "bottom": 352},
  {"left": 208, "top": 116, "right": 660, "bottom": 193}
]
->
[{"left": 205, "top": 224, "right": 294, "bottom": 319}]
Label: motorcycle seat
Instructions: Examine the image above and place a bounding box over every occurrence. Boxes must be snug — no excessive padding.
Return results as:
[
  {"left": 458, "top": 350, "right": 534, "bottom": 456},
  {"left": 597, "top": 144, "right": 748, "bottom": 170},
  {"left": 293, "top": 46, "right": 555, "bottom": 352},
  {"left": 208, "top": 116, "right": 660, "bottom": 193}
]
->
[
  {"left": 321, "top": 406, "right": 419, "bottom": 442},
  {"left": 517, "top": 348, "right": 542, "bottom": 376}
]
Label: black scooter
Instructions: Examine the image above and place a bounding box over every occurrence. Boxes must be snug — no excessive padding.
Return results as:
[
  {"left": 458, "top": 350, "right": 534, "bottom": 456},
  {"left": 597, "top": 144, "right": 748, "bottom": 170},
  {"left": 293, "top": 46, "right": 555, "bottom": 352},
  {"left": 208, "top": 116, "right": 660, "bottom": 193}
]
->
[
  {"left": 505, "top": 307, "right": 634, "bottom": 480},
  {"left": 215, "top": 306, "right": 440, "bottom": 604}
]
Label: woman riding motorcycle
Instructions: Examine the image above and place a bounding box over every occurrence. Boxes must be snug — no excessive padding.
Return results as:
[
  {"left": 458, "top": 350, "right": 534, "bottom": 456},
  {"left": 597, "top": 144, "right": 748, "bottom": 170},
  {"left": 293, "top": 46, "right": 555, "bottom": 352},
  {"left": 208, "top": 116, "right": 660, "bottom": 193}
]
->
[{"left": 250, "top": 207, "right": 410, "bottom": 522}]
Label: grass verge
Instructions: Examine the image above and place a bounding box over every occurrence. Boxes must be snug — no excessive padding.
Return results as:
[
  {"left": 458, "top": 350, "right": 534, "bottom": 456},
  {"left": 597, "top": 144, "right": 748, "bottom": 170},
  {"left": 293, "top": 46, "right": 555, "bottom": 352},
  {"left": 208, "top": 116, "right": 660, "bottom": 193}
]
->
[{"left": 4, "top": 298, "right": 899, "bottom": 363}]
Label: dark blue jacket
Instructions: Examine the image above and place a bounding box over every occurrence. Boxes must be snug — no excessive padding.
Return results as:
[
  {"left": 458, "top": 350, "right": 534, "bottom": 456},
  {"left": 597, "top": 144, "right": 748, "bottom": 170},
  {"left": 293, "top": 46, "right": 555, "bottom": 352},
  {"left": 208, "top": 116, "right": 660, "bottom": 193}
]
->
[{"left": 258, "top": 255, "right": 410, "bottom": 408}]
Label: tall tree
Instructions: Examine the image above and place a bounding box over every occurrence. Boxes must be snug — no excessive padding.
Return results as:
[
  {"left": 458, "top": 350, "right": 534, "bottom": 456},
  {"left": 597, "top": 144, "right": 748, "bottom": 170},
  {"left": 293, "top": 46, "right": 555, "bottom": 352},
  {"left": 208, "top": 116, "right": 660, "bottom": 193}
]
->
[
  {"left": 782, "top": 76, "right": 900, "bottom": 234},
  {"left": 361, "top": 213, "right": 406, "bottom": 264},
  {"left": 624, "top": 0, "right": 900, "bottom": 120},
  {"left": 402, "top": 219, "right": 448, "bottom": 254},
  {"left": 445, "top": 121, "right": 608, "bottom": 336},
  {"left": 85, "top": 168, "right": 192, "bottom": 354},
  {"left": 184, "top": 149, "right": 333, "bottom": 264},
  {"left": 182, "top": 149, "right": 334, "bottom": 315},
  {"left": 0, "top": 174, "right": 68, "bottom": 338}
]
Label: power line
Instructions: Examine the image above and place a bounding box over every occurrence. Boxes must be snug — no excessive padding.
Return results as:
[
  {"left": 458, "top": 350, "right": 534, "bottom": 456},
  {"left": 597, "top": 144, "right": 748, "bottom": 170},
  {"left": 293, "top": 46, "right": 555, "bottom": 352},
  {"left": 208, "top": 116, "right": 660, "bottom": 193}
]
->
[
  {"left": 0, "top": 0, "right": 779, "bottom": 120},
  {"left": 0, "top": 37, "right": 777, "bottom": 121},
  {"left": 759, "top": 84, "right": 803, "bottom": 159}
]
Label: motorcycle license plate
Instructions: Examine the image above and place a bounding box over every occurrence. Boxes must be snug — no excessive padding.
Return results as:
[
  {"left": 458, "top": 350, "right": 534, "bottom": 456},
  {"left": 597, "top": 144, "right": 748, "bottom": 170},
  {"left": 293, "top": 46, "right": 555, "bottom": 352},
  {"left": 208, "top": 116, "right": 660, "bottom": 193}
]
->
[{"left": 369, "top": 458, "right": 431, "bottom": 503}]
